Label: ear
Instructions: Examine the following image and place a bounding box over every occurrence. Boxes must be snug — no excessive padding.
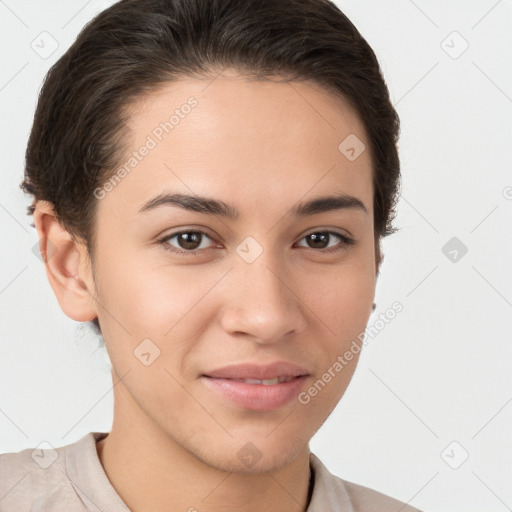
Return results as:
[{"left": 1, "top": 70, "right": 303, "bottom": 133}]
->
[{"left": 33, "top": 200, "right": 98, "bottom": 322}]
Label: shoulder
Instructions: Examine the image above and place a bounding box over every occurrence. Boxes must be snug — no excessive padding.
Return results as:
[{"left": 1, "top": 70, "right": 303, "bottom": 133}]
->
[
  {"left": 0, "top": 432, "right": 104, "bottom": 512},
  {"left": 308, "top": 453, "right": 423, "bottom": 512}
]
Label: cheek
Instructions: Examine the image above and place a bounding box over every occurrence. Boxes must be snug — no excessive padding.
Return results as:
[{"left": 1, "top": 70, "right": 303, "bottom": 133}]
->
[
  {"left": 94, "top": 247, "right": 224, "bottom": 370},
  {"left": 95, "top": 241, "right": 199, "bottom": 331},
  {"left": 299, "top": 258, "right": 375, "bottom": 337},
  {"left": 295, "top": 264, "right": 373, "bottom": 414},
  {"left": 96, "top": 233, "right": 374, "bottom": 354}
]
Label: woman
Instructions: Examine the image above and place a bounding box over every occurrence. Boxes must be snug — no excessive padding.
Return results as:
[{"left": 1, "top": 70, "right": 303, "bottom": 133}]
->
[{"left": 0, "top": 0, "right": 420, "bottom": 510}]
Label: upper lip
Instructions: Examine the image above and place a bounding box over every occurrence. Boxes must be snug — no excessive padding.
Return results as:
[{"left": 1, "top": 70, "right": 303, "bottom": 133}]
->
[{"left": 202, "top": 361, "right": 310, "bottom": 380}]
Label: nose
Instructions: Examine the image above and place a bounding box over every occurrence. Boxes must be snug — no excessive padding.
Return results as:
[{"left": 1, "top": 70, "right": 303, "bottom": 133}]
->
[{"left": 218, "top": 250, "right": 308, "bottom": 345}]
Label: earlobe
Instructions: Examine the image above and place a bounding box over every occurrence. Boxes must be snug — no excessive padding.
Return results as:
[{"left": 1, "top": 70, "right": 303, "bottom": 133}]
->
[{"left": 33, "top": 200, "right": 98, "bottom": 323}]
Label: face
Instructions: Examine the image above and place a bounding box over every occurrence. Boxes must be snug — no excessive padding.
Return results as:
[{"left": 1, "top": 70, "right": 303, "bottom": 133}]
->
[{"left": 88, "top": 69, "right": 377, "bottom": 473}]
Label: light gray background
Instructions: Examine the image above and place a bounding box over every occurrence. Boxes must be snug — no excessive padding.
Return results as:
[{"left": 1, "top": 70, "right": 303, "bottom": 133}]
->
[{"left": 1, "top": 1, "right": 511, "bottom": 511}]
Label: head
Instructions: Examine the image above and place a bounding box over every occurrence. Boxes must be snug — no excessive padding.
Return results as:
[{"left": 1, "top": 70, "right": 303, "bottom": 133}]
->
[{"left": 23, "top": 0, "right": 400, "bottom": 472}]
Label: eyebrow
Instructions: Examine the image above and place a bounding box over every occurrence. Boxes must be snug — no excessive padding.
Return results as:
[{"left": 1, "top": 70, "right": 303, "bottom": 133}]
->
[{"left": 138, "top": 192, "right": 368, "bottom": 218}]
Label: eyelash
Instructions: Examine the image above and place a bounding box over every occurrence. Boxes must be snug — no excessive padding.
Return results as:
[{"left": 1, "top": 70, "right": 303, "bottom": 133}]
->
[{"left": 157, "top": 229, "right": 355, "bottom": 257}]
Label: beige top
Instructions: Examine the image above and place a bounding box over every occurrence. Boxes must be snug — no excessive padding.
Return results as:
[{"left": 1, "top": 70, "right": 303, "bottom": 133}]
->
[{"left": 0, "top": 432, "right": 421, "bottom": 511}]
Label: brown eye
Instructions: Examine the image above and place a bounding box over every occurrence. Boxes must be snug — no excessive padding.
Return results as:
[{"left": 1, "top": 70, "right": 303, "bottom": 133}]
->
[
  {"left": 158, "top": 229, "right": 355, "bottom": 258},
  {"left": 160, "top": 230, "right": 215, "bottom": 255},
  {"left": 296, "top": 231, "right": 355, "bottom": 252}
]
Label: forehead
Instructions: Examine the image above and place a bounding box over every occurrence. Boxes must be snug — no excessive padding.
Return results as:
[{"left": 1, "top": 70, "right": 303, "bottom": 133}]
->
[{"left": 100, "top": 70, "right": 373, "bottom": 219}]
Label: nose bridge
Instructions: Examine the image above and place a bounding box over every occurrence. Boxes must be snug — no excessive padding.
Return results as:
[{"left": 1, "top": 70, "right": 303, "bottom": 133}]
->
[
  {"left": 220, "top": 240, "right": 307, "bottom": 342},
  {"left": 242, "top": 250, "right": 287, "bottom": 304}
]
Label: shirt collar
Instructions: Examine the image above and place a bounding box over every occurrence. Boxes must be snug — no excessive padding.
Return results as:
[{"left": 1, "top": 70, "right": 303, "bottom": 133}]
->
[
  {"left": 66, "top": 431, "right": 130, "bottom": 511},
  {"left": 66, "top": 432, "right": 354, "bottom": 512},
  {"left": 307, "top": 452, "right": 355, "bottom": 511}
]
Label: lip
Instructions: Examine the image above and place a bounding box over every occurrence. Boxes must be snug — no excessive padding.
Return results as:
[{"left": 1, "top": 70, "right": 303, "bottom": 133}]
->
[
  {"left": 201, "top": 375, "right": 309, "bottom": 411},
  {"left": 201, "top": 361, "right": 310, "bottom": 411},
  {"left": 202, "top": 361, "right": 310, "bottom": 380}
]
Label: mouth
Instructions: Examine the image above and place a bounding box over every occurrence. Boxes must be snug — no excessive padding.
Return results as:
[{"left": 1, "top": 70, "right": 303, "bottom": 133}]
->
[
  {"left": 200, "top": 374, "right": 309, "bottom": 411},
  {"left": 205, "top": 375, "right": 297, "bottom": 385}
]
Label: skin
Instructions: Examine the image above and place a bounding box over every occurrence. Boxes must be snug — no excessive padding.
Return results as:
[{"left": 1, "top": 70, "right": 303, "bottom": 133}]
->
[{"left": 34, "top": 68, "right": 378, "bottom": 512}]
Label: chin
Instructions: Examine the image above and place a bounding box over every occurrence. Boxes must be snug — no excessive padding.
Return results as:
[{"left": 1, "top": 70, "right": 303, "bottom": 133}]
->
[{"left": 191, "top": 432, "right": 308, "bottom": 474}]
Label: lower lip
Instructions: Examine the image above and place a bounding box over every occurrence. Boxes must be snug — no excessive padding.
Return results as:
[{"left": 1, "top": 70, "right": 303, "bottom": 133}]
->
[{"left": 200, "top": 376, "right": 309, "bottom": 411}]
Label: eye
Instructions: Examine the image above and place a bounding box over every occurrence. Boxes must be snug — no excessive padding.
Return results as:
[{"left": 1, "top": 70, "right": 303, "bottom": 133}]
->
[
  {"left": 295, "top": 231, "right": 355, "bottom": 253},
  {"left": 159, "top": 228, "right": 355, "bottom": 257},
  {"left": 159, "top": 230, "right": 217, "bottom": 256}
]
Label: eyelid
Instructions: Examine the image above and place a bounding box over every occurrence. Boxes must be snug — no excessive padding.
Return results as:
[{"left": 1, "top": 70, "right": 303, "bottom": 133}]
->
[
  {"left": 301, "top": 226, "right": 353, "bottom": 240},
  {"left": 157, "top": 228, "right": 219, "bottom": 255},
  {"left": 294, "top": 229, "right": 355, "bottom": 252},
  {"left": 158, "top": 227, "right": 355, "bottom": 256}
]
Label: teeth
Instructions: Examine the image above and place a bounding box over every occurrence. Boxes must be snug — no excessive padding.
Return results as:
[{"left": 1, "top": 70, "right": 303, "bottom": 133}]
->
[{"left": 230, "top": 376, "right": 295, "bottom": 385}]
